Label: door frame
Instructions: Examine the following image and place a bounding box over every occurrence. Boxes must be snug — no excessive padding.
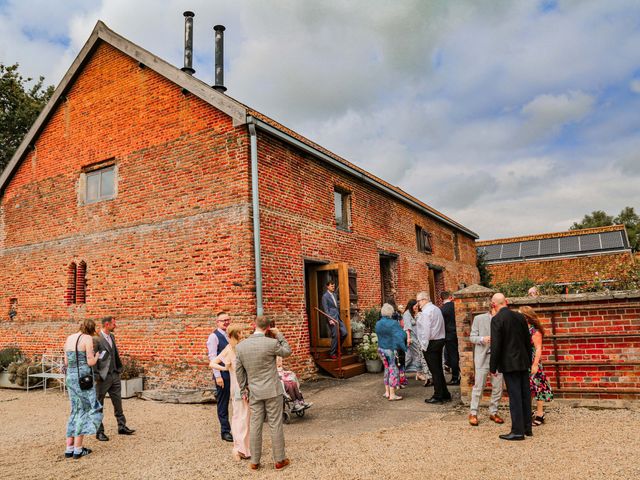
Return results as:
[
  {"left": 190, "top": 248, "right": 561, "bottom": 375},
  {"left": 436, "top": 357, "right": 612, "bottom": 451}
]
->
[{"left": 308, "top": 262, "right": 351, "bottom": 348}]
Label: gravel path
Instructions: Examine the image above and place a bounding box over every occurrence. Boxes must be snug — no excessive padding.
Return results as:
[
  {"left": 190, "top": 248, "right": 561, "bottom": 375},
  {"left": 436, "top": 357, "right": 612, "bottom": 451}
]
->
[{"left": 1, "top": 375, "right": 638, "bottom": 479}]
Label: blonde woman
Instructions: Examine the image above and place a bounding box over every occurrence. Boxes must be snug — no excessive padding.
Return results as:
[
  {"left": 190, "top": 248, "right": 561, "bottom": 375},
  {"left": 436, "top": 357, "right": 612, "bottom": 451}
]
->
[
  {"left": 520, "top": 306, "right": 553, "bottom": 425},
  {"left": 63, "top": 319, "right": 103, "bottom": 459},
  {"left": 210, "top": 324, "right": 250, "bottom": 460}
]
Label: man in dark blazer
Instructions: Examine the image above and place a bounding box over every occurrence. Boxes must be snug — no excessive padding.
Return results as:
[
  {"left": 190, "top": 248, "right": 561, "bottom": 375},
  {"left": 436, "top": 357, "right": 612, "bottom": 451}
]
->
[
  {"left": 490, "top": 293, "right": 532, "bottom": 440},
  {"left": 94, "top": 316, "right": 135, "bottom": 441},
  {"left": 321, "top": 281, "right": 347, "bottom": 359},
  {"left": 439, "top": 291, "right": 460, "bottom": 384}
]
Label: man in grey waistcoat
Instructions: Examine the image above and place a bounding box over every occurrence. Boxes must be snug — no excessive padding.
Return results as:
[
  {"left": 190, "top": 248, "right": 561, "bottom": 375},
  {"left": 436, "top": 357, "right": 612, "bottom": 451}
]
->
[
  {"left": 468, "top": 307, "right": 504, "bottom": 426},
  {"left": 236, "top": 316, "right": 292, "bottom": 471},
  {"left": 94, "top": 316, "right": 135, "bottom": 441}
]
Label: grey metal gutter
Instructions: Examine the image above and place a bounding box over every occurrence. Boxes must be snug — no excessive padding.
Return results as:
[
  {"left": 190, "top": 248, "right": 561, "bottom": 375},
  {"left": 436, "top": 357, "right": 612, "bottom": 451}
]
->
[
  {"left": 247, "top": 115, "right": 478, "bottom": 239},
  {"left": 247, "top": 119, "right": 264, "bottom": 316}
]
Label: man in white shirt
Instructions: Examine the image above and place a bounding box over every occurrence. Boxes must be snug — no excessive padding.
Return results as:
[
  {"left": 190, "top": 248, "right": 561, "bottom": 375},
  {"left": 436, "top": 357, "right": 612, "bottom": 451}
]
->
[
  {"left": 206, "top": 312, "right": 233, "bottom": 442},
  {"left": 416, "top": 291, "right": 451, "bottom": 404}
]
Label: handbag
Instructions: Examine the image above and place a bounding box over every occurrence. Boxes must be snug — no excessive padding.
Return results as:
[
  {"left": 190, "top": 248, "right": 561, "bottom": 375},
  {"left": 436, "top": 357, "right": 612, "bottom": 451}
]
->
[{"left": 75, "top": 334, "right": 94, "bottom": 391}]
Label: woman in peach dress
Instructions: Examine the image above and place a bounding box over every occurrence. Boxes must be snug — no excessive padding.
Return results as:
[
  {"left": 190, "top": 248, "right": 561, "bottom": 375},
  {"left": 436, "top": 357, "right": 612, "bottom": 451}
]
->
[{"left": 210, "top": 324, "right": 250, "bottom": 461}]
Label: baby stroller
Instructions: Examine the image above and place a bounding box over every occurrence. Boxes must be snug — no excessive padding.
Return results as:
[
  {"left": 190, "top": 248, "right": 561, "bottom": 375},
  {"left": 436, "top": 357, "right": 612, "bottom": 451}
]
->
[{"left": 281, "top": 378, "right": 312, "bottom": 424}]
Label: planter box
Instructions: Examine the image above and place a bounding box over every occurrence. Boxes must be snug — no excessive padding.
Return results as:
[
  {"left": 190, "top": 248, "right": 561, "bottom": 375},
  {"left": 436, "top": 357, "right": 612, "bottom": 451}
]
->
[
  {"left": 121, "top": 377, "right": 143, "bottom": 398},
  {"left": 0, "top": 371, "right": 27, "bottom": 390},
  {"left": 365, "top": 359, "right": 383, "bottom": 373}
]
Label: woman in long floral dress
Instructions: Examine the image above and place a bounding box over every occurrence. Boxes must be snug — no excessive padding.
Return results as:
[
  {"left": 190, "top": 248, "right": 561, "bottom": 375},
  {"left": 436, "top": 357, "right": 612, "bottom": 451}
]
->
[
  {"left": 63, "top": 319, "right": 103, "bottom": 459},
  {"left": 520, "top": 306, "right": 553, "bottom": 426}
]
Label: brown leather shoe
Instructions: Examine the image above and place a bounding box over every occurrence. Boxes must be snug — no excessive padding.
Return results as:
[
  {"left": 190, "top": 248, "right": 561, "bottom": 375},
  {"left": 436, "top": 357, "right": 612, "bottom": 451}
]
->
[
  {"left": 275, "top": 458, "right": 291, "bottom": 470},
  {"left": 489, "top": 414, "right": 505, "bottom": 424},
  {"left": 249, "top": 463, "right": 261, "bottom": 471},
  {"left": 469, "top": 414, "right": 479, "bottom": 426}
]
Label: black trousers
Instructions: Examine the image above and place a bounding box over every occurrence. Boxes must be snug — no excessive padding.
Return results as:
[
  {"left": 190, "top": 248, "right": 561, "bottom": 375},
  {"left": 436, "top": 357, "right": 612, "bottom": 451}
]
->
[
  {"left": 215, "top": 372, "right": 231, "bottom": 435},
  {"left": 425, "top": 339, "right": 450, "bottom": 400},
  {"left": 503, "top": 371, "right": 532, "bottom": 436},
  {"left": 444, "top": 337, "right": 460, "bottom": 379},
  {"left": 96, "top": 373, "right": 127, "bottom": 433}
]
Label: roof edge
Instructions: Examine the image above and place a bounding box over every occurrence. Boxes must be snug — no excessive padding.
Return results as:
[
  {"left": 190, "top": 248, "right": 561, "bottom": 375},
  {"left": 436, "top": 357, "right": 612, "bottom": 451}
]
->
[
  {"left": 476, "top": 224, "right": 626, "bottom": 246},
  {"left": 248, "top": 115, "right": 479, "bottom": 239},
  {"left": 0, "top": 20, "right": 247, "bottom": 197}
]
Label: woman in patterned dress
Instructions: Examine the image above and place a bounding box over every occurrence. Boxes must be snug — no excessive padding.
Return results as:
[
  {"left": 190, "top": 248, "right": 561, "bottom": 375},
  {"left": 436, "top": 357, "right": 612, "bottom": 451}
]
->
[
  {"left": 520, "top": 306, "right": 553, "bottom": 426},
  {"left": 63, "top": 319, "right": 103, "bottom": 459},
  {"left": 375, "top": 303, "right": 408, "bottom": 401}
]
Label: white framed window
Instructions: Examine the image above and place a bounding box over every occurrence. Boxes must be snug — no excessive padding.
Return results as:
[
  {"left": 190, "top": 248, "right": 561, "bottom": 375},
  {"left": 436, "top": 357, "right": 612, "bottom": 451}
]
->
[{"left": 83, "top": 164, "right": 116, "bottom": 204}]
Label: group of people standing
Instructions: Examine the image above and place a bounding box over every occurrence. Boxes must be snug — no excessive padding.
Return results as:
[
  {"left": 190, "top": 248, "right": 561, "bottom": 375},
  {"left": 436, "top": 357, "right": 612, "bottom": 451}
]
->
[
  {"left": 207, "top": 312, "right": 304, "bottom": 471},
  {"left": 62, "top": 317, "right": 135, "bottom": 459}
]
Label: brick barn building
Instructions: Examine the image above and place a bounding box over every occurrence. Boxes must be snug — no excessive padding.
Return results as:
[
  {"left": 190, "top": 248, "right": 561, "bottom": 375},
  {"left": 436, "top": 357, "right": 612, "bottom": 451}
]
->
[
  {"left": 0, "top": 22, "right": 479, "bottom": 388},
  {"left": 477, "top": 225, "right": 635, "bottom": 288}
]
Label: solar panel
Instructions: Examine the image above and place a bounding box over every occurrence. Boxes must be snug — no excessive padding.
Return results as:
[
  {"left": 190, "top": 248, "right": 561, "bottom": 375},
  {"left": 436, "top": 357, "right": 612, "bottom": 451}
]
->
[
  {"left": 559, "top": 235, "right": 580, "bottom": 254},
  {"left": 539, "top": 238, "right": 559, "bottom": 256},
  {"left": 501, "top": 242, "right": 520, "bottom": 259},
  {"left": 580, "top": 234, "right": 601, "bottom": 251},
  {"left": 600, "top": 231, "right": 624, "bottom": 249},
  {"left": 483, "top": 244, "right": 502, "bottom": 261},
  {"left": 520, "top": 240, "right": 539, "bottom": 257}
]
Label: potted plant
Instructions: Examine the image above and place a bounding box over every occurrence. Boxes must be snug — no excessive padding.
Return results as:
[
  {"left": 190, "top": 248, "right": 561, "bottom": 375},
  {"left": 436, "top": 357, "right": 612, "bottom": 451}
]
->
[
  {"left": 351, "top": 313, "right": 365, "bottom": 340},
  {"left": 357, "top": 333, "right": 383, "bottom": 373},
  {"left": 0, "top": 348, "right": 25, "bottom": 389},
  {"left": 120, "top": 357, "right": 144, "bottom": 398},
  {"left": 362, "top": 307, "right": 380, "bottom": 333}
]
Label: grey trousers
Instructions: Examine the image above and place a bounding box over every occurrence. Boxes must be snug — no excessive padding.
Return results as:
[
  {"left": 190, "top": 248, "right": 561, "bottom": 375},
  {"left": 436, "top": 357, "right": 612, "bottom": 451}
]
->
[
  {"left": 469, "top": 367, "right": 503, "bottom": 415},
  {"left": 249, "top": 395, "right": 286, "bottom": 465},
  {"left": 96, "top": 373, "right": 127, "bottom": 433}
]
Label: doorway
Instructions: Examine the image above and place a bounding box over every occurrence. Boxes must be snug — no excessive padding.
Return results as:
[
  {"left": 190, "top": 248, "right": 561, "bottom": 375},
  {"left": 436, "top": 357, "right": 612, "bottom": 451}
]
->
[
  {"left": 305, "top": 261, "right": 351, "bottom": 350},
  {"left": 379, "top": 253, "right": 398, "bottom": 306}
]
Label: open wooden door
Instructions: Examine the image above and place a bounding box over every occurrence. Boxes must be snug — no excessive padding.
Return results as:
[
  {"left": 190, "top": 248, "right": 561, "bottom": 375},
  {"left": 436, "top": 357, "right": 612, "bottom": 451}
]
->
[{"left": 309, "top": 262, "right": 351, "bottom": 349}]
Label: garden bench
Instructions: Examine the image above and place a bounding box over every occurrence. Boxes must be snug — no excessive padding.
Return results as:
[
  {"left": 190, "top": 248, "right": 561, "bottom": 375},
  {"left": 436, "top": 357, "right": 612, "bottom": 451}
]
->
[{"left": 27, "top": 354, "right": 66, "bottom": 394}]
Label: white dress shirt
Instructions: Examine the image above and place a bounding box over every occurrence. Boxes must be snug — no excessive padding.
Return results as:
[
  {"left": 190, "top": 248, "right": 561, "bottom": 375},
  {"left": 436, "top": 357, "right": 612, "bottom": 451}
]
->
[{"left": 416, "top": 302, "right": 446, "bottom": 349}]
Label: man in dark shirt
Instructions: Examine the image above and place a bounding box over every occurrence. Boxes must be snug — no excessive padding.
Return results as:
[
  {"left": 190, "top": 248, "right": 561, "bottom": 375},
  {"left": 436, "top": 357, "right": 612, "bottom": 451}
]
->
[
  {"left": 439, "top": 291, "right": 460, "bottom": 384},
  {"left": 490, "top": 293, "right": 532, "bottom": 440}
]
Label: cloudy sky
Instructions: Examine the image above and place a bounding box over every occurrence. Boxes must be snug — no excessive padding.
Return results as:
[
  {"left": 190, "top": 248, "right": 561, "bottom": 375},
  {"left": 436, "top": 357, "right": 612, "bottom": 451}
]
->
[{"left": 2, "top": 0, "right": 640, "bottom": 239}]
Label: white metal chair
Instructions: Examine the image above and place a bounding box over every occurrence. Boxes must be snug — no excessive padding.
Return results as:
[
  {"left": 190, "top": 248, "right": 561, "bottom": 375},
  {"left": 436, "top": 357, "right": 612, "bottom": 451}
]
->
[{"left": 27, "top": 354, "right": 66, "bottom": 394}]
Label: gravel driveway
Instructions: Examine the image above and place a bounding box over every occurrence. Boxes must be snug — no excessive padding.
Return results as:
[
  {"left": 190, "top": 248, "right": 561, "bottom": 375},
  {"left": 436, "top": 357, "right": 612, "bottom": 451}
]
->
[{"left": 1, "top": 374, "right": 638, "bottom": 479}]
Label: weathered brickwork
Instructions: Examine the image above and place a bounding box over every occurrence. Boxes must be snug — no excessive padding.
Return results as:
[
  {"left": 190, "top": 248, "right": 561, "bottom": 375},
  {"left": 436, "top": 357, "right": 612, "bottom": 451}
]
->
[
  {"left": 454, "top": 287, "right": 640, "bottom": 402},
  {"left": 487, "top": 252, "right": 634, "bottom": 285},
  {"left": 0, "top": 41, "right": 478, "bottom": 387}
]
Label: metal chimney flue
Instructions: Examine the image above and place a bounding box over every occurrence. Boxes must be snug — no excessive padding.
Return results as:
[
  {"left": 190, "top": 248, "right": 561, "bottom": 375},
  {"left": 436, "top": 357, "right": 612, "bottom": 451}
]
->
[
  {"left": 181, "top": 11, "right": 195, "bottom": 75},
  {"left": 213, "top": 25, "right": 227, "bottom": 92}
]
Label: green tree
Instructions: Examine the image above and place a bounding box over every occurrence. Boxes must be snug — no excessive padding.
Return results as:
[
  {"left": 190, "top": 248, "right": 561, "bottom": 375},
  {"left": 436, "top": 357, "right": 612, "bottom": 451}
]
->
[
  {"left": 476, "top": 249, "right": 492, "bottom": 287},
  {"left": 614, "top": 207, "right": 639, "bottom": 251},
  {"left": 570, "top": 210, "right": 614, "bottom": 230},
  {"left": 0, "top": 63, "right": 54, "bottom": 173}
]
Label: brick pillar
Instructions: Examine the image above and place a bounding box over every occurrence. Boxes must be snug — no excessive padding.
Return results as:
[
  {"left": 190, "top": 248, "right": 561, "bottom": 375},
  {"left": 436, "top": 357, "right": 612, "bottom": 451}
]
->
[{"left": 453, "top": 284, "right": 495, "bottom": 403}]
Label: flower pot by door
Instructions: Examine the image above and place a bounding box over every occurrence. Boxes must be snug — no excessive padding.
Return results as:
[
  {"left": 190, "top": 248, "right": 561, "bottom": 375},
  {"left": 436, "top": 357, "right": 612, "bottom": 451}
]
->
[
  {"left": 352, "top": 330, "right": 364, "bottom": 340},
  {"left": 365, "top": 359, "right": 383, "bottom": 373}
]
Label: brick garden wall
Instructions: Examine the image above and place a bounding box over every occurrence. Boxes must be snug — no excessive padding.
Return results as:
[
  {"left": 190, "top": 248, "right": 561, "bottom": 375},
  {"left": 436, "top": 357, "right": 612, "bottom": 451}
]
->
[
  {"left": 487, "top": 251, "right": 634, "bottom": 285},
  {"left": 454, "top": 286, "right": 640, "bottom": 402}
]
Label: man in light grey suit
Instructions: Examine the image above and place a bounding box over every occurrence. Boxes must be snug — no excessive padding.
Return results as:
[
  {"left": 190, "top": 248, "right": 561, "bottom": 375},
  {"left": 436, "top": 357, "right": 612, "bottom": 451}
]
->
[
  {"left": 236, "top": 316, "right": 292, "bottom": 471},
  {"left": 468, "top": 308, "right": 504, "bottom": 426}
]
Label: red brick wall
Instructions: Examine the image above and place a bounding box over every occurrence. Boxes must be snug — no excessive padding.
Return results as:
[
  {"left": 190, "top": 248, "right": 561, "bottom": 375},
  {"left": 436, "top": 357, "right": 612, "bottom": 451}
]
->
[
  {"left": 0, "top": 41, "right": 479, "bottom": 387},
  {"left": 256, "top": 132, "right": 479, "bottom": 376},
  {"left": 487, "top": 252, "right": 634, "bottom": 285},
  {"left": 455, "top": 288, "right": 640, "bottom": 401},
  {"left": 0, "top": 42, "right": 256, "bottom": 389}
]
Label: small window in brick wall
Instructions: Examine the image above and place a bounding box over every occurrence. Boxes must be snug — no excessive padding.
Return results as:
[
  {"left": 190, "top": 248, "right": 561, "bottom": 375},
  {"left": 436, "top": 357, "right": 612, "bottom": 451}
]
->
[
  {"left": 416, "top": 225, "right": 433, "bottom": 253},
  {"left": 82, "top": 163, "right": 116, "bottom": 204},
  {"left": 66, "top": 261, "right": 87, "bottom": 305},
  {"left": 334, "top": 188, "right": 352, "bottom": 231},
  {"left": 453, "top": 232, "right": 460, "bottom": 261}
]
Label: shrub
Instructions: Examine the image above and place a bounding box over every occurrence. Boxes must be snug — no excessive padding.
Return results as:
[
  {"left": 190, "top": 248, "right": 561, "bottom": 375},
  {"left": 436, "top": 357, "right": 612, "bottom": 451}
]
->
[
  {"left": 0, "top": 347, "right": 22, "bottom": 371},
  {"left": 356, "top": 333, "right": 379, "bottom": 360},
  {"left": 120, "top": 356, "right": 144, "bottom": 380},
  {"left": 362, "top": 307, "right": 380, "bottom": 333}
]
